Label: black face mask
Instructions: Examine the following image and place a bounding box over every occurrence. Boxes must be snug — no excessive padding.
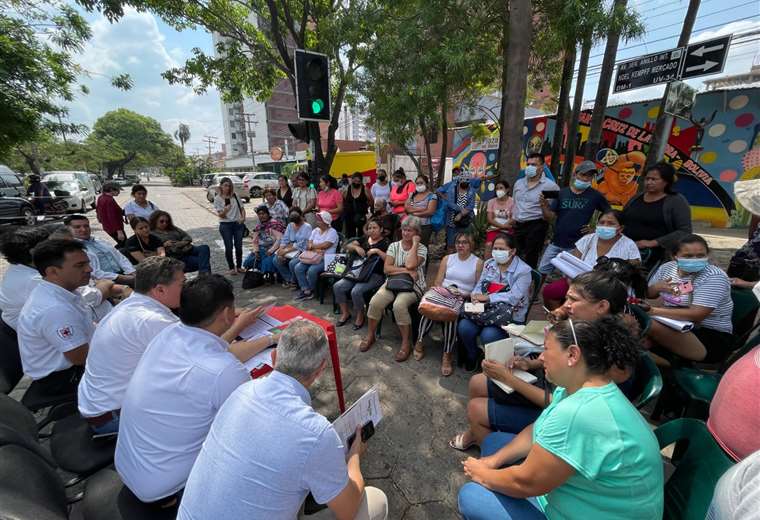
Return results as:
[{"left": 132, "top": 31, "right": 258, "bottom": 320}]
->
[
  {"left": 352, "top": 180, "right": 362, "bottom": 186},
  {"left": 460, "top": 182, "right": 470, "bottom": 190},
  {"left": 378, "top": 175, "right": 387, "bottom": 182},
  {"left": 289, "top": 214, "right": 301, "bottom": 223}
]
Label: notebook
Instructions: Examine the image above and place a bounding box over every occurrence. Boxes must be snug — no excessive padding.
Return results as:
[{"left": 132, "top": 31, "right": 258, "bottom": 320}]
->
[{"left": 484, "top": 338, "right": 538, "bottom": 394}]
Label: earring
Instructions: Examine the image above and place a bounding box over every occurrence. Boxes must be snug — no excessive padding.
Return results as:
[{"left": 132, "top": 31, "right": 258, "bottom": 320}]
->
[{"left": 567, "top": 361, "right": 572, "bottom": 366}]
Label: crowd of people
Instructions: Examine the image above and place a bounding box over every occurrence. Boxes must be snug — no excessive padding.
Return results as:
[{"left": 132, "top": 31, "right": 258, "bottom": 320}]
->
[{"left": 1, "top": 160, "right": 758, "bottom": 519}]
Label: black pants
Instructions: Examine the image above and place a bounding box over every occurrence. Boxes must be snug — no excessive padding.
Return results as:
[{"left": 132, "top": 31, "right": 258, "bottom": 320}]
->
[
  {"left": 514, "top": 219, "right": 548, "bottom": 269},
  {"left": 29, "top": 366, "right": 83, "bottom": 400},
  {"left": 343, "top": 215, "right": 366, "bottom": 239}
]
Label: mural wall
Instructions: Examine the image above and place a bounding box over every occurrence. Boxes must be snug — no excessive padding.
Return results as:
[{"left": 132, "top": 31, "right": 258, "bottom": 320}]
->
[{"left": 451, "top": 86, "right": 760, "bottom": 227}]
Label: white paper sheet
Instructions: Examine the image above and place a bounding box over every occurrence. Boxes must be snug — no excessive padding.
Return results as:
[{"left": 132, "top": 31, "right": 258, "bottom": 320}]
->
[
  {"left": 243, "top": 347, "right": 275, "bottom": 372},
  {"left": 239, "top": 313, "right": 282, "bottom": 340},
  {"left": 484, "top": 338, "right": 538, "bottom": 394},
  {"left": 550, "top": 251, "right": 594, "bottom": 279},
  {"left": 332, "top": 386, "right": 383, "bottom": 452},
  {"left": 651, "top": 315, "right": 694, "bottom": 333}
]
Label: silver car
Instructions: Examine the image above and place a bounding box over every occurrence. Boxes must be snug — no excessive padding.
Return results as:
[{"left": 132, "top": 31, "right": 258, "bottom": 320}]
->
[
  {"left": 43, "top": 171, "right": 97, "bottom": 212},
  {"left": 205, "top": 174, "right": 250, "bottom": 203}
]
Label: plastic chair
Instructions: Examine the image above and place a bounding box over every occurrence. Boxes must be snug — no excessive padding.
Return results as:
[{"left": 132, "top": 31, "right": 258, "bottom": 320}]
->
[
  {"left": 730, "top": 287, "right": 759, "bottom": 340},
  {"left": 628, "top": 304, "right": 652, "bottom": 336},
  {"left": 629, "top": 353, "right": 663, "bottom": 409},
  {"left": 529, "top": 269, "right": 542, "bottom": 308},
  {"left": 0, "top": 321, "right": 23, "bottom": 394},
  {"left": 655, "top": 418, "right": 734, "bottom": 520},
  {"left": 82, "top": 467, "right": 178, "bottom": 520},
  {"left": 316, "top": 233, "right": 347, "bottom": 305},
  {"left": 0, "top": 444, "right": 69, "bottom": 520}
]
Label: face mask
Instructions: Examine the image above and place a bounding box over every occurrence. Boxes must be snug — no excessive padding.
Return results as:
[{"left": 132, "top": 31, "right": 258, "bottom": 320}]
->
[
  {"left": 677, "top": 257, "right": 709, "bottom": 273},
  {"left": 573, "top": 179, "right": 592, "bottom": 190},
  {"left": 378, "top": 175, "right": 387, "bottom": 182},
  {"left": 525, "top": 165, "right": 538, "bottom": 178},
  {"left": 416, "top": 184, "right": 426, "bottom": 193},
  {"left": 288, "top": 214, "right": 301, "bottom": 223},
  {"left": 492, "top": 250, "right": 511, "bottom": 264},
  {"left": 496, "top": 189, "right": 507, "bottom": 199},
  {"left": 460, "top": 182, "right": 470, "bottom": 190},
  {"left": 352, "top": 180, "right": 362, "bottom": 187},
  {"left": 595, "top": 226, "right": 617, "bottom": 240}
]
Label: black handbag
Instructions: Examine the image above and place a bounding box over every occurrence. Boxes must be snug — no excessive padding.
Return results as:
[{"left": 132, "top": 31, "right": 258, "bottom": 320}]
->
[
  {"left": 467, "top": 302, "right": 514, "bottom": 327},
  {"left": 343, "top": 255, "right": 382, "bottom": 283},
  {"left": 386, "top": 273, "right": 414, "bottom": 293},
  {"left": 233, "top": 195, "right": 251, "bottom": 238},
  {"left": 242, "top": 269, "right": 264, "bottom": 289}
]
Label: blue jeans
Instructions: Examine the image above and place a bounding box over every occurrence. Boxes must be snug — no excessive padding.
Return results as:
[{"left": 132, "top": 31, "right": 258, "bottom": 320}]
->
[
  {"left": 293, "top": 260, "right": 324, "bottom": 292},
  {"left": 275, "top": 255, "right": 300, "bottom": 283},
  {"left": 181, "top": 245, "right": 211, "bottom": 273},
  {"left": 219, "top": 221, "right": 244, "bottom": 269},
  {"left": 88, "top": 412, "right": 120, "bottom": 435},
  {"left": 332, "top": 273, "right": 385, "bottom": 313},
  {"left": 457, "top": 318, "right": 509, "bottom": 363},
  {"left": 243, "top": 246, "right": 277, "bottom": 273},
  {"left": 537, "top": 243, "right": 572, "bottom": 275},
  {"left": 458, "top": 432, "right": 545, "bottom": 520}
]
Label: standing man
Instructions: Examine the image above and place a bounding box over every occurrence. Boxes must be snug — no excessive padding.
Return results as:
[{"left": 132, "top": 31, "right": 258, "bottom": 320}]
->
[
  {"left": 96, "top": 182, "right": 126, "bottom": 247},
  {"left": 26, "top": 174, "right": 51, "bottom": 215},
  {"left": 17, "top": 240, "right": 94, "bottom": 399},
  {"left": 66, "top": 214, "right": 136, "bottom": 287},
  {"left": 77, "top": 256, "right": 185, "bottom": 435},
  {"left": 537, "top": 160, "right": 611, "bottom": 276},
  {"left": 510, "top": 153, "right": 559, "bottom": 268},
  {"left": 178, "top": 320, "right": 388, "bottom": 520}
]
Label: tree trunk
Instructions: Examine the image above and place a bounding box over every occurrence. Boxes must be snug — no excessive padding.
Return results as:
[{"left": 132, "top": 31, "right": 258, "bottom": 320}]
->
[
  {"left": 550, "top": 46, "right": 575, "bottom": 177},
  {"left": 585, "top": 0, "right": 627, "bottom": 160},
  {"left": 644, "top": 0, "right": 701, "bottom": 171},
  {"left": 402, "top": 146, "right": 422, "bottom": 173},
  {"left": 436, "top": 99, "right": 449, "bottom": 189},
  {"left": 496, "top": 27, "right": 509, "bottom": 174},
  {"left": 419, "top": 117, "right": 434, "bottom": 177},
  {"left": 499, "top": 0, "right": 533, "bottom": 188},
  {"left": 561, "top": 35, "right": 592, "bottom": 186}
]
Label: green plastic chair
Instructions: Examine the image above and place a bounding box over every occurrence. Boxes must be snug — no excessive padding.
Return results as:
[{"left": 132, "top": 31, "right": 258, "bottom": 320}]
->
[
  {"left": 655, "top": 418, "right": 734, "bottom": 520},
  {"left": 529, "top": 269, "right": 542, "bottom": 309},
  {"left": 628, "top": 304, "right": 652, "bottom": 337},
  {"left": 631, "top": 353, "right": 662, "bottom": 410}
]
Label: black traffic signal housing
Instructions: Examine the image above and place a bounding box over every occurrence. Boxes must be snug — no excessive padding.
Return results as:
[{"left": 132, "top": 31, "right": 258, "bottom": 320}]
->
[
  {"left": 295, "top": 49, "right": 331, "bottom": 122},
  {"left": 288, "top": 122, "right": 309, "bottom": 143}
]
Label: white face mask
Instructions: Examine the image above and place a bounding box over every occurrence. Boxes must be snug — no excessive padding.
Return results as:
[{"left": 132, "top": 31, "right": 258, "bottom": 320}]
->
[
  {"left": 415, "top": 184, "right": 426, "bottom": 193},
  {"left": 492, "top": 250, "right": 511, "bottom": 264},
  {"left": 524, "top": 165, "right": 538, "bottom": 178},
  {"left": 496, "top": 189, "right": 507, "bottom": 199}
]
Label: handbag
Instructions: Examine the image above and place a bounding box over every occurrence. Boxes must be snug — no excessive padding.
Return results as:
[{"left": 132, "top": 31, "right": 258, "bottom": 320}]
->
[
  {"left": 233, "top": 195, "right": 251, "bottom": 237},
  {"left": 324, "top": 254, "right": 348, "bottom": 277},
  {"left": 386, "top": 273, "right": 414, "bottom": 293},
  {"left": 242, "top": 269, "right": 264, "bottom": 289},
  {"left": 466, "top": 301, "right": 514, "bottom": 327},
  {"left": 418, "top": 287, "right": 463, "bottom": 322},
  {"left": 343, "top": 255, "right": 382, "bottom": 283},
  {"left": 298, "top": 250, "right": 324, "bottom": 265}
]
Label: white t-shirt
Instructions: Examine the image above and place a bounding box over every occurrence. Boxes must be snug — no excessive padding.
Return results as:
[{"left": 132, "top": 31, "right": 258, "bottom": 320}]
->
[
  {"left": 123, "top": 200, "right": 158, "bottom": 219},
  {"left": 575, "top": 233, "right": 641, "bottom": 265},
  {"left": 78, "top": 293, "right": 179, "bottom": 417},
  {"left": 17, "top": 281, "right": 95, "bottom": 380},
  {"left": 213, "top": 194, "right": 244, "bottom": 223},
  {"left": 0, "top": 264, "right": 41, "bottom": 330},
  {"left": 310, "top": 227, "right": 339, "bottom": 254},
  {"left": 115, "top": 322, "right": 250, "bottom": 502}
]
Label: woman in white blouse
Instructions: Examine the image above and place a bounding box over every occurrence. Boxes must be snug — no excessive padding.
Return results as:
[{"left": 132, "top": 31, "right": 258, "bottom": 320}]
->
[{"left": 543, "top": 210, "right": 640, "bottom": 310}]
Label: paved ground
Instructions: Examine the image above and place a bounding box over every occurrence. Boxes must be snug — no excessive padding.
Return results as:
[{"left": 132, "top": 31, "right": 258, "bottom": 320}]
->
[{"left": 7, "top": 178, "right": 747, "bottom": 518}]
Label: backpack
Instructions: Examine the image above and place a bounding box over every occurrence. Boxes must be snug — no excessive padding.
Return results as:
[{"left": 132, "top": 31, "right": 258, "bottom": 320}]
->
[{"left": 242, "top": 269, "right": 265, "bottom": 289}]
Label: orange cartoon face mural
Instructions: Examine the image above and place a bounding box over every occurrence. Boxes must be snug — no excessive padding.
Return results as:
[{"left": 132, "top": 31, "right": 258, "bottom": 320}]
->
[{"left": 594, "top": 150, "right": 646, "bottom": 206}]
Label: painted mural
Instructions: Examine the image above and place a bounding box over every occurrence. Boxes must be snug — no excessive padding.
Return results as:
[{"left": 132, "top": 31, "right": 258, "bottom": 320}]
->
[{"left": 451, "top": 86, "right": 760, "bottom": 227}]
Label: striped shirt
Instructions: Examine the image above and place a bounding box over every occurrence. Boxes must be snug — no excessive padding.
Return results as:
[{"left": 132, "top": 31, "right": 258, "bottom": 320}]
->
[{"left": 650, "top": 261, "right": 733, "bottom": 333}]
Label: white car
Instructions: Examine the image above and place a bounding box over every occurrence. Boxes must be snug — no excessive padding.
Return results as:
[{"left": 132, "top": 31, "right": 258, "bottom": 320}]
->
[
  {"left": 43, "top": 171, "right": 97, "bottom": 212},
  {"left": 242, "top": 172, "right": 280, "bottom": 198},
  {"left": 205, "top": 174, "right": 250, "bottom": 203}
]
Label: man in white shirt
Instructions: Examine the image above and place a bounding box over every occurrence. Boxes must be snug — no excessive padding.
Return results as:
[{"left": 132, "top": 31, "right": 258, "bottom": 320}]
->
[
  {"left": 0, "top": 227, "right": 50, "bottom": 332},
  {"left": 178, "top": 320, "right": 388, "bottom": 520},
  {"left": 115, "top": 274, "right": 274, "bottom": 506},
  {"left": 65, "top": 214, "right": 136, "bottom": 287},
  {"left": 77, "top": 256, "right": 185, "bottom": 435},
  {"left": 17, "top": 240, "right": 95, "bottom": 398}
]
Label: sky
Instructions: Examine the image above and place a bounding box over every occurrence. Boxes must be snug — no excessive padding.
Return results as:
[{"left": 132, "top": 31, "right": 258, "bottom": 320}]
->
[{"left": 62, "top": 1, "right": 760, "bottom": 155}]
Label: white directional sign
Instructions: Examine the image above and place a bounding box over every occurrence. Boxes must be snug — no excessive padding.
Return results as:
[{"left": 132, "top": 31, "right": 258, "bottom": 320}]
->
[{"left": 681, "top": 35, "right": 731, "bottom": 80}]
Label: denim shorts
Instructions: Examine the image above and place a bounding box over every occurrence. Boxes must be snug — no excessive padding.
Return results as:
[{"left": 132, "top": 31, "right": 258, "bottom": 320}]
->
[{"left": 486, "top": 379, "right": 544, "bottom": 434}]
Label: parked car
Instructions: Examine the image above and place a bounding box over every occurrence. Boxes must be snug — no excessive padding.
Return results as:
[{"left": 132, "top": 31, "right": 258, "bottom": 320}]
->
[
  {"left": 0, "top": 167, "right": 26, "bottom": 198},
  {"left": 0, "top": 196, "right": 37, "bottom": 226},
  {"left": 206, "top": 174, "right": 250, "bottom": 203},
  {"left": 201, "top": 173, "right": 216, "bottom": 188},
  {"left": 242, "top": 172, "right": 279, "bottom": 198},
  {"left": 42, "top": 171, "right": 97, "bottom": 212}
]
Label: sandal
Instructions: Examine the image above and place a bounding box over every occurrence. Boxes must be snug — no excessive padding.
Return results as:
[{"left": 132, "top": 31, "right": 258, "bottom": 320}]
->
[
  {"left": 359, "top": 336, "right": 375, "bottom": 352},
  {"left": 413, "top": 341, "right": 425, "bottom": 361},
  {"left": 449, "top": 432, "right": 476, "bottom": 451},
  {"left": 441, "top": 352, "right": 454, "bottom": 377},
  {"left": 336, "top": 315, "right": 352, "bottom": 327},
  {"left": 395, "top": 344, "right": 412, "bottom": 362}
]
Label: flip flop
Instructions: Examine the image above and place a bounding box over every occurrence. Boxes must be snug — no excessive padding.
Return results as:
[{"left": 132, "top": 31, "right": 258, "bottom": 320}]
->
[
  {"left": 413, "top": 342, "right": 425, "bottom": 361},
  {"left": 359, "top": 337, "right": 375, "bottom": 352},
  {"left": 449, "top": 433, "right": 476, "bottom": 451}
]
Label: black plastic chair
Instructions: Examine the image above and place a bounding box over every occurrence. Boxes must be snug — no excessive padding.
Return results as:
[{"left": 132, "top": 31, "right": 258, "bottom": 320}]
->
[
  {"left": 0, "top": 444, "right": 69, "bottom": 520},
  {"left": 82, "top": 468, "right": 178, "bottom": 520},
  {"left": 0, "top": 320, "right": 23, "bottom": 394}
]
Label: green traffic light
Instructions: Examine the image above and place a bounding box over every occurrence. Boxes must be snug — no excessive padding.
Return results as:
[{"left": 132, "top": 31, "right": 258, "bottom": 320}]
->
[{"left": 311, "top": 99, "right": 325, "bottom": 114}]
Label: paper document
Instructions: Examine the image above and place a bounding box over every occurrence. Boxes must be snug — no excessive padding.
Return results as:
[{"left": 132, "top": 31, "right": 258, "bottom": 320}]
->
[
  {"left": 504, "top": 320, "right": 549, "bottom": 346},
  {"left": 243, "top": 347, "right": 274, "bottom": 372},
  {"left": 239, "top": 313, "right": 282, "bottom": 341},
  {"left": 464, "top": 302, "right": 485, "bottom": 313},
  {"left": 333, "top": 386, "right": 383, "bottom": 453},
  {"left": 484, "top": 338, "right": 538, "bottom": 394},
  {"left": 550, "top": 251, "right": 594, "bottom": 279},
  {"left": 651, "top": 316, "right": 694, "bottom": 333}
]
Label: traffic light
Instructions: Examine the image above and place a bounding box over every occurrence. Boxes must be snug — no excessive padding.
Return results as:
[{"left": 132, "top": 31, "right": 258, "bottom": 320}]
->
[{"left": 295, "top": 49, "right": 330, "bottom": 122}]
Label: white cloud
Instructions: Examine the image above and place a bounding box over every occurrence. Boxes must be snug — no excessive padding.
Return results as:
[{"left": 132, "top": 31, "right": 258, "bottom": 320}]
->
[{"left": 65, "top": 6, "right": 224, "bottom": 154}]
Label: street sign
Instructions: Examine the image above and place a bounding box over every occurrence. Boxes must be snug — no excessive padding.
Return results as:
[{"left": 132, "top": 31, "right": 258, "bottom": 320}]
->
[
  {"left": 614, "top": 48, "right": 685, "bottom": 93},
  {"left": 680, "top": 35, "right": 731, "bottom": 80}
]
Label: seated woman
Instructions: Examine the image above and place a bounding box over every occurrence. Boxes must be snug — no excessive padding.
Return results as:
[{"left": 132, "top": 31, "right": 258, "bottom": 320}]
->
[
  {"left": 333, "top": 219, "right": 389, "bottom": 329},
  {"left": 243, "top": 205, "right": 284, "bottom": 278},
  {"left": 451, "top": 271, "right": 630, "bottom": 450},
  {"left": 457, "top": 233, "right": 531, "bottom": 370},
  {"left": 415, "top": 233, "right": 483, "bottom": 377},
  {"left": 484, "top": 180, "right": 514, "bottom": 259},
  {"left": 125, "top": 217, "right": 165, "bottom": 263},
  {"left": 543, "top": 209, "right": 640, "bottom": 309},
  {"left": 404, "top": 175, "right": 438, "bottom": 245},
  {"left": 291, "top": 211, "right": 338, "bottom": 300},
  {"left": 647, "top": 233, "right": 734, "bottom": 363},
  {"left": 262, "top": 188, "right": 289, "bottom": 225},
  {"left": 457, "top": 316, "right": 663, "bottom": 520},
  {"left": 727, "top": 214, "right": 760, "bottom": 289},
  {"left": 149, "top": 210, "right": 211, "bottom": 273},
  {"left": 360, "top": 216, "right": 427, "bottom": 361},
  {"left": 273, "top": 208, "right": 312, "bottom": 288}
]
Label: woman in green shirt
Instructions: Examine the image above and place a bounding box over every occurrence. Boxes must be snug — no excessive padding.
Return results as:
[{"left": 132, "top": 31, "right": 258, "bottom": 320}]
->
[{"left": 458, "top": 315, "right": 663, "bottom": 520}]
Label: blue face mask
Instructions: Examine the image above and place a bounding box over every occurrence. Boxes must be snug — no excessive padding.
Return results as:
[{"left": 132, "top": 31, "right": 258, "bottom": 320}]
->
[
  {"left": 573, "top": 179, "right": 592, "bottom": 190},
  {"left": 595, "top": 226, "right": 617, "bottom": 240},
  {"left": 677, "top": 257, "right": 709, "bottom": 273},
  {"left": 524, "top": 165, "right": 538, "bottom": 178},
  {"left": 491, "top": 250, "right": 512, "bottom": 264}
]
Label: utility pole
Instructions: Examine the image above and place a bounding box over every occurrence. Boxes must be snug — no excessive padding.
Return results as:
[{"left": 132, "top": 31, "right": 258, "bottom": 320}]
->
[
  {"left": 203, "top": 136, "right": 218, "bottom": 159},
  {"left": 645, "top": 0, "right": 701, "bottom": 171},
  {"left": 240, "top": 112, "right": 259, "bottom": 170}
]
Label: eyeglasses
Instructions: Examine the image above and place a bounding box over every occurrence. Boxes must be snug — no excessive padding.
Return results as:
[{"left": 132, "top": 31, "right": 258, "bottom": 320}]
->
[{"left": 455, "top": 240, "right": 470, "bottom": 246}]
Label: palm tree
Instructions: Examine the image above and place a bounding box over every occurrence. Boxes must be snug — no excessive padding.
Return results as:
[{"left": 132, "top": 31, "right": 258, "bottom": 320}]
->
[{"left": 174, "top": 123, "right": 190, "bottom": 154}]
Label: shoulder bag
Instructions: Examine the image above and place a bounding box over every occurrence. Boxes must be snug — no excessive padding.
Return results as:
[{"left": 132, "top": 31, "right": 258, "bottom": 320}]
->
[
  {"left": 419, "top": 286, "right": 463, "bottom": 322},
  {"left": 298, "top": 250, "right": 324, "bottom": 265},
  {"left": 233, "top": 195, "right": 251, "bottom": 238},
  {"left": 386, "top": 273, "right": 415, "bottom": 293}
]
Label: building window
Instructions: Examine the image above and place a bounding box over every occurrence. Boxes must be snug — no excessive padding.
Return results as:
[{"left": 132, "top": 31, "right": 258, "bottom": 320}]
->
[{"left": 231, "top": 132, "right": 236, "bottom": 139}]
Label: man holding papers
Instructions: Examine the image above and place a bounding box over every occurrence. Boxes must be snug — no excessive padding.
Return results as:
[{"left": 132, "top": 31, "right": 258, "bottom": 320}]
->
[{"left": 178, "top": 320, "right": 388, "bottom": 520}]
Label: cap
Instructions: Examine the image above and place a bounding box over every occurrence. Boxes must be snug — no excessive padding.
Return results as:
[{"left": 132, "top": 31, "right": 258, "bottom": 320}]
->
[
  {"left": 575, "top": 160, "right": 597, "bottom": 175},
  {"left": 316, "top": 210, "right": 333, "bottom": 225}
]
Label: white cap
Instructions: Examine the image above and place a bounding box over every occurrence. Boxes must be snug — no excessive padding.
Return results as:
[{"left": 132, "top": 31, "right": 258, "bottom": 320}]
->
[{"left": 316, "top": 210, "right": 333, "bottom": 225}]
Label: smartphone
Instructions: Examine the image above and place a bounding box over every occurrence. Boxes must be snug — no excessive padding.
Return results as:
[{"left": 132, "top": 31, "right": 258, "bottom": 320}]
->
[
  {"left": 224, "top": 198, "right": 231, "bottom": 206},
  {"left": 347, "top": 421, "right": 375, "bottom": 448},
  {"left": 677, "top": 280, "right": 694, "bottom": 294},
  {"left": 541, "top": 190, "right": 559, "bottom": 200}
]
